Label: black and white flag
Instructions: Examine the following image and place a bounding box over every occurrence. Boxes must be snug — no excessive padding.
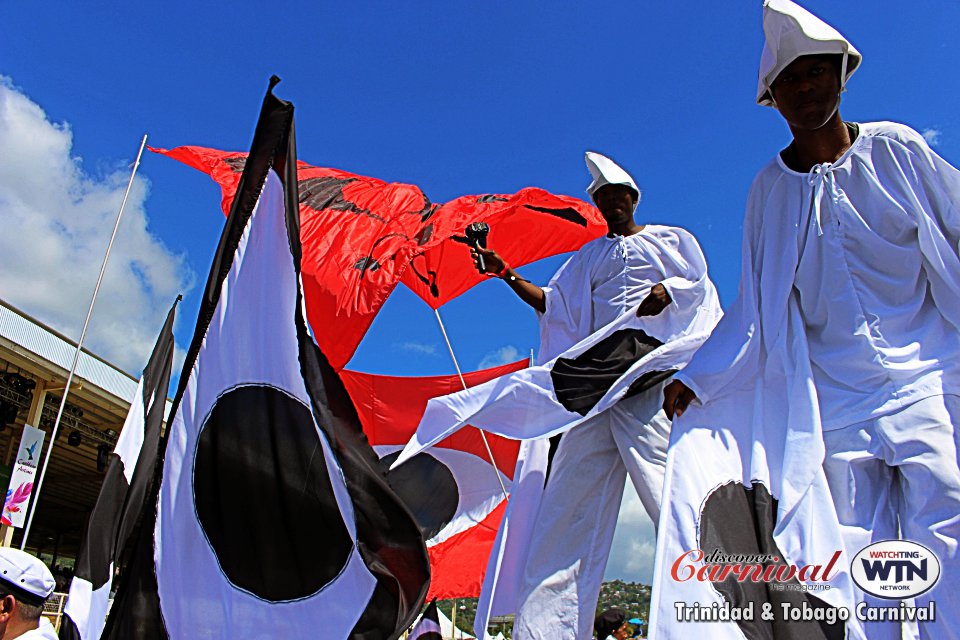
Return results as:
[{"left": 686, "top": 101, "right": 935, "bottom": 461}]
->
[
  {"left": 101, "top": 78, "right": 429, "bottom": 639},
  {"left": 59, "top": 298, "right": 178, "bottom": 640},
  {"left": 409, "top": 599, "right": 442, "bottom": 640}
]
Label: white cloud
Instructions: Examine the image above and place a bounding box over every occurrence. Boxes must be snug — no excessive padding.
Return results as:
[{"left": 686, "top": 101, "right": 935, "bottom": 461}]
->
[
  {"left": 922, "top": 127, "right": 941, "bottom": 147},
  {"left": 397, "top": 341, "right": 438, "bottom": 356},
  {"left": 0, "top": 76, "right": 194, "bottom": 374},
  {"left": 604, "top": 480, "right": 657, "bottom": 584},
  {"left": 477, "top": 344, "right": 522, "bottom": 369}
]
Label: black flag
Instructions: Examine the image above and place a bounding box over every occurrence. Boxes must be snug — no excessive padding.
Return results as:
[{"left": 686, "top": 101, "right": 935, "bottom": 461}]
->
[
  {"left": 59, "top": 297, "right": 178, "bottom": 640},
  {"left": 102, "top": 78, "right": 429, "bottom": 639},
  {"left": 409, "top": 599, "right": 442, "bottom": 640}
]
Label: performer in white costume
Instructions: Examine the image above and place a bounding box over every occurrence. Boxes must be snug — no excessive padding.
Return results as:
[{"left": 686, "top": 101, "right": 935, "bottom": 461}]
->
[
  {"left": 472, "top": 152, "right": 715, "bottom": 639},
  {"left": 664, "top": 1, "right": 960, "bottom": 638}
]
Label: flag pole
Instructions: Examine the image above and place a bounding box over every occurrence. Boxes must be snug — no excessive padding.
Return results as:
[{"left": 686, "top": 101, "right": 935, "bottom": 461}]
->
[
  {"left": 450, "top": 599, "right": 458, "bottom": 638},
  {"left": 20, "top": 135, "right": 149, "bottom": 551},
  {"left": 433, "top": 309, "right": 509, "bottom": 501}
]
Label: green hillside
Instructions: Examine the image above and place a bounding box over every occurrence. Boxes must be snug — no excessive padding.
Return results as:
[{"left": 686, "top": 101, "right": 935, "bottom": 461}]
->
[{"left": 436, "top": 580, "right": 651, "bottom": 638}]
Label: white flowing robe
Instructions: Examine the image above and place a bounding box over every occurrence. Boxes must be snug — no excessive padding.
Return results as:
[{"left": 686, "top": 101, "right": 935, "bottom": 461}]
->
[
  {"left": 675, "top": 122, "right": 960, "bottom": 408},
  {"left": 651, "top": 122, "right": 960, "bottom": 639}
]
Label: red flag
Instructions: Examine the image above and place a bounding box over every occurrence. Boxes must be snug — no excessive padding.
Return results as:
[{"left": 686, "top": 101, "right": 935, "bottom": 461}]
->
[
  {"left": 342, "top": 359, "right": 526, "bottom": 600},
  {"left": 153, "top": 146, "right": 606, "bottom": 370}
]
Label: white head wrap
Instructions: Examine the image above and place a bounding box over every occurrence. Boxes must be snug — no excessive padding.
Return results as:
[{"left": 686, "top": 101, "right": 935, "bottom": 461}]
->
[
  {"left": 757, "top": 0, "right": 861, "bottom": 107},
  {"left": 584, "top": 152, "right": 641, "bottom": 202}
]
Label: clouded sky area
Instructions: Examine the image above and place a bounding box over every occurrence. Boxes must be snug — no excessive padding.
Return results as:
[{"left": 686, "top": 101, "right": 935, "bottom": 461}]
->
[{"left": 2, "top": 1, "right": 959, "bottom": 585}]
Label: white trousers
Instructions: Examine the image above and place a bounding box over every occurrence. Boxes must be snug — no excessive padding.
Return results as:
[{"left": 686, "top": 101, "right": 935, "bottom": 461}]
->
[
  {"left": 512, "top": 386, "right": 671, "bottom": 640},
  {"left": 822, "top": 394, "right": 960, "bottom": 640}
]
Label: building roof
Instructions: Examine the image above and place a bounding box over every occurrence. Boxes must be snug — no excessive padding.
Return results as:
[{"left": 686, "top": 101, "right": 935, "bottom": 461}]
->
[
  {"left": 0, "top": 299, "right": 139, "bottom": 405},
  {"left": 0, "top": 297, "right": 173, "bottom": 560}
]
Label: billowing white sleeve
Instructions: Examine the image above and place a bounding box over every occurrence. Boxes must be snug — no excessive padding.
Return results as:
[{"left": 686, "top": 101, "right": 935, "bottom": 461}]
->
[
  {"left": 537, "top": 251, "right": 592, "bottom": 363},
  {"left": 895, "top": 124, "right": 960, "bottom": 255},
  {"left": 884, "top": 124, "right": 960, "bottom": 332},
  {"left": 656, "top": 226, "right": 711, "bottom": 314},
  {"left": 673, "top": 191, "right": 770, "bottom": 404}
]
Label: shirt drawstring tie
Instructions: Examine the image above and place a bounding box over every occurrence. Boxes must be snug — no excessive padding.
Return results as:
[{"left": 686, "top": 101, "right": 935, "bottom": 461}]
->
[
  {"left": 613, "top": 238, "right": 625, "bottom": 261},
  {"left": 807, "top": 162, "right": 841, "bottom": 237}
]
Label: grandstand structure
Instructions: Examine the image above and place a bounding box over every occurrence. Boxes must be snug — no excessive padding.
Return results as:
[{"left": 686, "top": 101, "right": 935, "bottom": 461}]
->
[{"left": 0, "top": 298, "right": 168, "bottom": 564}]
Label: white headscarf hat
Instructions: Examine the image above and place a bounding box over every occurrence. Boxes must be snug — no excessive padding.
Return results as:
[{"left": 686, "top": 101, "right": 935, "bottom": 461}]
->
[
  {"left": 757, "top": 0, "right": 861, "bottom": 107},
  {"left": 584, "top": 151, "right": 641, "bottom": 202}
]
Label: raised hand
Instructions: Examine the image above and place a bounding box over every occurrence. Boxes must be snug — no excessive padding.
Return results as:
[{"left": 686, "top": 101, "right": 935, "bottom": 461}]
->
[
  {"left": 636, "top": 283, "right": 672, "bottom": 317},
  {"left": 662, "top": 379, "right": 697, "bottom": 419},
  {"left": 470, "top": 246, "right": 506, "bottom": 275}
]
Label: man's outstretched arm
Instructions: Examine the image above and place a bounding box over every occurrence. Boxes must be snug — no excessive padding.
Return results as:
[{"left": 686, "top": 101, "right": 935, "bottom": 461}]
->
[{"left": 470, "top": 246, "right": 546, "bottom": 313}]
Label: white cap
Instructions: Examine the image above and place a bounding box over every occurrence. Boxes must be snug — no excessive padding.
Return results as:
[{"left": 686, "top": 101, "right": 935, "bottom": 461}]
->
[
  {"left": 757, "top": 0, "right": 861, "bottom": 107},
  {"left": 0, "top": 549, "right": 55, "bottom": 602},
  {"left": 584, "top": 152, "right": 640, "bottom": 202}
]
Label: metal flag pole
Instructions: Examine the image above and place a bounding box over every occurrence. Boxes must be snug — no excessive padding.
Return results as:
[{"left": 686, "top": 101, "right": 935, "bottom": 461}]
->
[
  {"left": 20, "top": 135, "right": 149, "bottom": 551},
  {"left": 433, "top": 308, "right": 509, "bottom": 502}
]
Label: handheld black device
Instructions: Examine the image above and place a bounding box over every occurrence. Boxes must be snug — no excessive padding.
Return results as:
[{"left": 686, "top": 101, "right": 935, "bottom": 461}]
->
[{"left": 464, "top": 222, "right": 490, "bottom": 272}]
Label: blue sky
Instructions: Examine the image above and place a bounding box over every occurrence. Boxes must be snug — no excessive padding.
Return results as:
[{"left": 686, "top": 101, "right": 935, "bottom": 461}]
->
[{"left": 2, "top": 1, "right": 959, "bottom": 584}]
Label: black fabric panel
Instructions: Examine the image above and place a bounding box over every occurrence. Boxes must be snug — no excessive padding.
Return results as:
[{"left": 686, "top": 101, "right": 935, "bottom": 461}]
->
[
  {"left": 193, "top": 385, "right": 353, "bottom": 601},
  {"left": 72, "top": 301, "right": 176, "bottom": 591},
  {"left": 410, "top": 600, "right": 443, "bottom": 640},
  {"left": 522, "top": 203, "right": 588, "bottom": 227},
  {"left": 169, "top": 76, "right": 294, "bottom": 421},
  {"left": 544, "top": 433, "right": 562, "bottom": 484},
  {"left": 380, "top": 451, "right": 459, "bottom": 541},
  {"left": 99, "top": 480, "right": 166, "bottom": 640},
  {"left": 298, "top": 176, "right": 386, "bottom": 222},
  {"left": 263, "top": 77, "right": 428, "bottom": 636},
  {"left": 118, "top": 300, "right": 177, "bottom": 550},
  {"left": 288, "top": 104, "right": 429, "bottom": 636},
  {"left": 299, "top": 317, "right": 430, "bottom": 640},
  {"left": 57, "top": 615, "right": 82, "bottom": 640},
  {"left": 551, "top": 329, "right": 664, "bottom": 416},
  {"left": 71, "top": 303, "right": 176, "bottom": 603},
  {"left": 699, "top": 481, "right": 845, "bottom": 640},
  {"left": 72, "top": 460, "right": 129, "bottom": 590}
]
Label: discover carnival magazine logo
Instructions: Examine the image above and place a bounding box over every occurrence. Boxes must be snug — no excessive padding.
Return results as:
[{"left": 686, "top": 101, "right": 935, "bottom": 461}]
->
[{"left": 670, "top": 541, "right": 941, "bottom": 625}]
